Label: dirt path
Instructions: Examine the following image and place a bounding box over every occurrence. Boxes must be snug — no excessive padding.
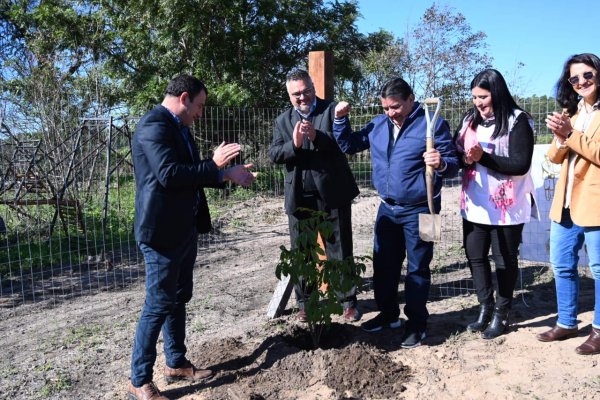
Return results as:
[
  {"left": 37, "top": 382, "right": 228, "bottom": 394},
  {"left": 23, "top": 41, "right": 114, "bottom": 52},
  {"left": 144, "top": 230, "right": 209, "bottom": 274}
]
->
[{"left": 1, "top": 192, "right": 599, "bottom": 399}]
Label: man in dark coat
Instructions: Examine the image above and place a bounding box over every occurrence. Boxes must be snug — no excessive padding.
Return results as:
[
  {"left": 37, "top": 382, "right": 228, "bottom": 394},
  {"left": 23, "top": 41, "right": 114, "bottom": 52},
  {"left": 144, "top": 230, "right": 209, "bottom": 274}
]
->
[
  {"left": 128, "top": 74, "right": 255, "bottom": 400},
  {"left": 268, "top": 69, "right": 361, "bottom": 322}
]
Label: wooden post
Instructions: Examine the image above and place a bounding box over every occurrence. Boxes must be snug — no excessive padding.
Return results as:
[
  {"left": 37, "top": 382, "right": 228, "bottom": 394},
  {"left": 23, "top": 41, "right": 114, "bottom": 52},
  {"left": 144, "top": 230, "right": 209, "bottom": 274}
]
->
[
  {"left": 266, "top": 51, "right": 334, "bottom": 318},
  {"left": 316, "top": 232, "right": 328, "bottom": 293},
  {"left": 309, "top": 50, "right": 333, "bottom": 292},
  {"left": 308, "top": 51, "right": 334, "bottom": 100},
  {"left": 266, "top": 275, "right": 293, "bottom": 318}
]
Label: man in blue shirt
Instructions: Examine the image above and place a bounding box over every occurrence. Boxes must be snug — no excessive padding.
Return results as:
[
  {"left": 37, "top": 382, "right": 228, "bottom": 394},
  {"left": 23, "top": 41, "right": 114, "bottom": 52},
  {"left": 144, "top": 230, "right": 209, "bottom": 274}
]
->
[{"left": 334, "top": 78, "right": 458, "bottom": 348}]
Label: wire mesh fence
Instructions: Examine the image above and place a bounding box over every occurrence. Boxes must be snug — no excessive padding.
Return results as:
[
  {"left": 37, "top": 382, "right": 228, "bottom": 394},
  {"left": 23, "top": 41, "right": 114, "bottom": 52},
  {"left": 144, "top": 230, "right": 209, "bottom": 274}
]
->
[
  {"left": 0, "top": 97, "right": 563, "bottom": 310},
  {"left": 0, "top": 116, "right": 141, "bottom": 308}
]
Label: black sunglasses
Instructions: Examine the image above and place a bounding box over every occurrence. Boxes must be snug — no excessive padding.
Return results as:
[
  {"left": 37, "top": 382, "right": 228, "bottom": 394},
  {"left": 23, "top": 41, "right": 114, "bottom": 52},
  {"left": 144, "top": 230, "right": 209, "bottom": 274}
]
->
[{"left": 567, "top": 71, "right": 595, "bottom": 86}]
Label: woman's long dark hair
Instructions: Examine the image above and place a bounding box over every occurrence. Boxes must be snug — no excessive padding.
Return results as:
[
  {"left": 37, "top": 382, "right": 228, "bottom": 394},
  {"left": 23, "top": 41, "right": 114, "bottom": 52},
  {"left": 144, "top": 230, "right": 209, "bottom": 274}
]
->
[
  {"left": 469, "top": 69, "right": 523, "bottom": 138},
  {"left": 555, "top": 53, "right": 600, "bottom": 116}
]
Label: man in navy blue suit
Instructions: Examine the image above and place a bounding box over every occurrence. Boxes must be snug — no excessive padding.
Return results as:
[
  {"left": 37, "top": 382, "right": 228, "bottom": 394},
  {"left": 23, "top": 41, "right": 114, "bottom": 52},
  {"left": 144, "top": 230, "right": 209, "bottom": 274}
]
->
[{"left": 128, "top": 74, "right": 255, "bottom": 400}]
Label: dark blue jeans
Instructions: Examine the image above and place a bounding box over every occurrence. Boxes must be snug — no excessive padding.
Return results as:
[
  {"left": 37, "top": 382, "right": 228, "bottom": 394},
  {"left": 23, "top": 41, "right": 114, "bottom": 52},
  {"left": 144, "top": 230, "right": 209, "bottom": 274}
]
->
[
  {"left": 130, "top": 230, "right": 197, "bottom": 387},
  {"left": 373, "top": 201, "right": 434, "bottom": 331}
]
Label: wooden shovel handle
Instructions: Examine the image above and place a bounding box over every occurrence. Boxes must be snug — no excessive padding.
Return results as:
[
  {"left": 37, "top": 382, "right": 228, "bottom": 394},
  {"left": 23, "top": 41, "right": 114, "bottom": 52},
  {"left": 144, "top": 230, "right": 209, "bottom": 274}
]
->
[
  {"left": 424, "top": 97, "right": 441, "bottom": 106},
  {"left": 425, "top": 136, "right": 435, "bottom": 215}
]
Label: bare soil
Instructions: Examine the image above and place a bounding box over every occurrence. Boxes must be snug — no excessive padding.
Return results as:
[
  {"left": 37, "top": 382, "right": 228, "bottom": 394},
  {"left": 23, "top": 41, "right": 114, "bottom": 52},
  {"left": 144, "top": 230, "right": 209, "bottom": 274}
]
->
[{"left": 1, "top": 190, "right": 599, "bottom": 400}]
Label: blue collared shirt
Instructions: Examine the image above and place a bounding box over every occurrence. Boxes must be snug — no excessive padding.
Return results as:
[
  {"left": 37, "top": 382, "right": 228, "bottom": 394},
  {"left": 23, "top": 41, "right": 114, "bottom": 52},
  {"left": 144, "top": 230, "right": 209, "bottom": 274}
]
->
[{"left": 294, "top": 98, "right": 317, "bottom": 120}]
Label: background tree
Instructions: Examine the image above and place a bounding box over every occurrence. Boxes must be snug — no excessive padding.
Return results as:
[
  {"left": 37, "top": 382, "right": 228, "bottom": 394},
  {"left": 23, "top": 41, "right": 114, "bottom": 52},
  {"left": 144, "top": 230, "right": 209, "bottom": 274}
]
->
[
  {"left": 96, "top": 0, "right": 385, "bottom": 111},
  {"left": 2, "top": 0, "right": 499, "bottom": 113},
  {"left": 2, "top": 0, "right": 383, "bottom": 114},
  {"left": 0, "top": 0, "right": 119, "bottom": 223},
  {"left": 336, "top": 31, "right": 409, "bottom": 104},
  {"left": 403, "top": 3, "right": 492, "bottom": 100},
  {"left": 1, "top": 0, "right": 110, "bottom": 122},
  {"left": 502, "top": 61, "right": 531, "bottom": 99},
  {"left": 0, "top": 0, "right": 115, "bottom": 194}
]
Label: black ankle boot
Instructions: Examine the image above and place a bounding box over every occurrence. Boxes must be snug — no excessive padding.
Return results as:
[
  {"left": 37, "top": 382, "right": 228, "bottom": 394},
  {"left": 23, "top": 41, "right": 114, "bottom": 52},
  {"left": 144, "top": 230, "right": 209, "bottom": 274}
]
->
[
  {"left": 467, "top": 304, "right": 494, "bottom": 333},
  {"left": 481, "top": 307, "right": 509, "bottom": 340}
]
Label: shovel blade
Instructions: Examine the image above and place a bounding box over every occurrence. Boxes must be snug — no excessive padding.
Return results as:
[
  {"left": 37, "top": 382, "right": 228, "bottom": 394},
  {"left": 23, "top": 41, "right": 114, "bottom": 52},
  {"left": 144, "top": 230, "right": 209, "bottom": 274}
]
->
[{"left": 419, "top": 213, "right": 442, "bottom": 242}]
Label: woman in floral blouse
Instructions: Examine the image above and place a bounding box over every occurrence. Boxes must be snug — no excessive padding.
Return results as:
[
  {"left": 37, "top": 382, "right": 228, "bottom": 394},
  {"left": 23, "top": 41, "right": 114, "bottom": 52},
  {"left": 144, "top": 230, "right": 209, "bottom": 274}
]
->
[{"left": 454, "top": 69, "right": 537, "bottom": 339}]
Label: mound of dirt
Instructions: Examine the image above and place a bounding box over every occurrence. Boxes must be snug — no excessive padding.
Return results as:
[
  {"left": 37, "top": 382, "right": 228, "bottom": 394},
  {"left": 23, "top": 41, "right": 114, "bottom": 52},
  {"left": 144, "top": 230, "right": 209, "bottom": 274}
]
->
[{"left": 192, "top": 323, "right": 410, "bottom": 400}]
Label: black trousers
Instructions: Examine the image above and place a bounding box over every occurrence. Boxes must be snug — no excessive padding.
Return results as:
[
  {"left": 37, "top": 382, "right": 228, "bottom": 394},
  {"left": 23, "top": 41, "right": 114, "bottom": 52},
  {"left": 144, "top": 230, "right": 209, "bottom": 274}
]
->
[
  {"left": 287, "top": 194, "right": 356, "bottom": 309},
  {"left": 462, "top": 219, "right": 524, "bottom": 309}
]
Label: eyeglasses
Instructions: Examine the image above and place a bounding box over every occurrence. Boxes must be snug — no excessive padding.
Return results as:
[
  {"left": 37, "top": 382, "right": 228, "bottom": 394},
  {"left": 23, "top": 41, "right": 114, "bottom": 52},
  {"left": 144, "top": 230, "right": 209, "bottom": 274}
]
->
[
  {"left": 567, "top": 71, "right": 595, "bottom": 86},
  {"left": 290, "top": 88, "right": 313, "bottom": 99}
]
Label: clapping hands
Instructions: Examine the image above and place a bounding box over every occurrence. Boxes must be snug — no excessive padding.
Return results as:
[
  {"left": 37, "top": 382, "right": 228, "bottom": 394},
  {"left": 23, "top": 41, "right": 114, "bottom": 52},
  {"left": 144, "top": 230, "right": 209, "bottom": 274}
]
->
[
  {"left": 465, "top": 143, "right": 484, "bottom": 163},
  {"left": 212, "top": 142, "right": 257, "bottom": 187},
  {"left": 545, "top": 111, "right": 572, "bottom": 141},
  {"left": 213, "top": 141, "right": 241, "bottom": 168},
  {"left": 293, "top": 120, "right": 316, "bottom": 148},
  {"left": 224, "top": 164, "right": 257, "bottom": 187}
]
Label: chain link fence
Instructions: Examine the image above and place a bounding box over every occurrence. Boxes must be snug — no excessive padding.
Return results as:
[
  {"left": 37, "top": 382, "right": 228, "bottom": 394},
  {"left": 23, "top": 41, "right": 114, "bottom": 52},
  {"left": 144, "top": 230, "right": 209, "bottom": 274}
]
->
[{"left": 0, "top": 98, "right": 562, "bottom": 309}]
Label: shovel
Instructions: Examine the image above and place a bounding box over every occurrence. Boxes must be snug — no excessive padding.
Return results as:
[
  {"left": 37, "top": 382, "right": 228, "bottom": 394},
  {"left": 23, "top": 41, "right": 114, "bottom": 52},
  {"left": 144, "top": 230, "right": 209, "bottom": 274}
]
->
[{"left": 419, "top": 97, "right": 443, "bottom": 242}]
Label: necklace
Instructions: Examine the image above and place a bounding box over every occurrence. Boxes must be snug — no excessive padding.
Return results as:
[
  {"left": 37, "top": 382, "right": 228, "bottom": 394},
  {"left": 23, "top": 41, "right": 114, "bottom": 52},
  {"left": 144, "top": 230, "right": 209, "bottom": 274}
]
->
[
  {"left": 480, "top": 118, "right": 496, "bottom": 128},
  {"left": 480, "top": 117, "right": 495, "bottom": 128}
]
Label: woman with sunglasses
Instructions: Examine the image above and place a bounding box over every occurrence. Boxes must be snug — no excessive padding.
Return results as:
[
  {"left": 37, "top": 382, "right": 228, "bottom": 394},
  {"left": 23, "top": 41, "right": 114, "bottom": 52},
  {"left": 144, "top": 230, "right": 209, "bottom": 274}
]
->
[
  {"left": 454, "top": 69, "right": 537, "bottom": 339},
  {"left": 537, "top": 53, "right": 600, "bottom": 355}
]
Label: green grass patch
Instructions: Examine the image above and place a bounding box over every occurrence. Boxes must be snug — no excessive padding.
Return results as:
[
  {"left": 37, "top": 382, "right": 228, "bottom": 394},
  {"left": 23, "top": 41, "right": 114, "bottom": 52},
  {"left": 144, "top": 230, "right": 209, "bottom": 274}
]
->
[
  {"left": 40, "top": 372, "right": 72, "bottom": 397},
  {"left": 63, "top": 323, "right": 106, "bottom": 350},
  {"left": 0, "top": 178, "right": 136, "bottom": 277}
]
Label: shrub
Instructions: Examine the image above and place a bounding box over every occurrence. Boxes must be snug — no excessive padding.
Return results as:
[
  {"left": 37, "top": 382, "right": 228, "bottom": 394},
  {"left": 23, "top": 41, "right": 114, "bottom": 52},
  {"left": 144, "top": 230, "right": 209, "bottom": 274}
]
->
[{"left": 275, "top": 209, "right": 368, "bottom": 348}]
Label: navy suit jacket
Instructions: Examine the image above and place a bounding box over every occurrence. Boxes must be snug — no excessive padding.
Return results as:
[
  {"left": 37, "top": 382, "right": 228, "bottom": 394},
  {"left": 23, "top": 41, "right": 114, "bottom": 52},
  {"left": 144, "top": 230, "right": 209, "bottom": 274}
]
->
[
  {"left": 269, "top": 98, "right": 359, "bottom": 214},
  {"left": 132, "top": 105, "right": 223, "bottom": 249}
]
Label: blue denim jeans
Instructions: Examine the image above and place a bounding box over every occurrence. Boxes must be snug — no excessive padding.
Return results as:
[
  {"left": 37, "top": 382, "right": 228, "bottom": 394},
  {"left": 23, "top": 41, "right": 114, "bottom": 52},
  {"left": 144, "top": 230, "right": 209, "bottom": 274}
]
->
[
  {"left": 550, "top": 208, "right": 600, "bottom": 329},
  {"left": 130, "top": 230, "right": 197, "bottom": 387},
  {"left": 373, "top": 201, "right": 435, "bottom": 331}
]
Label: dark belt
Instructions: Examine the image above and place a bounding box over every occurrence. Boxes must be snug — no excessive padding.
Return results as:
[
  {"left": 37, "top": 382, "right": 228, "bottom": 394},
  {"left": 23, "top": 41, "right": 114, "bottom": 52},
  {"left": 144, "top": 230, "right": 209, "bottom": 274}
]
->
[
  {"left": 382, "top": 198, "right": 427, "bottom": 207},
  {"left": 302, "top": 191, "right": 319, "bottom": 199}
]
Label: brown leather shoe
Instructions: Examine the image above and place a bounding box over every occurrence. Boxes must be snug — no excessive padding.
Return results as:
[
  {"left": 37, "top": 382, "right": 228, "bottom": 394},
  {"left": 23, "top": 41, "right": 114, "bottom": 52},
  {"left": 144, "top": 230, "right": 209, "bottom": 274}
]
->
[
  {"left": 164, "top": 360, "right": 213, "bottom": 384},
  {"left": 343, "top": 307, "right": 362, "bottom": 322},
  {"left": 576, "top": 328, "right": 600, "bottom": 355},
  {"left": 127, "top": 381, "right": 169, "bottom": 400},
  {"left": 296, "top": 309, "right": 307, "bottom": 323},
  {"left": 536, "top": 325, "right": 578, "bottom": 342}
]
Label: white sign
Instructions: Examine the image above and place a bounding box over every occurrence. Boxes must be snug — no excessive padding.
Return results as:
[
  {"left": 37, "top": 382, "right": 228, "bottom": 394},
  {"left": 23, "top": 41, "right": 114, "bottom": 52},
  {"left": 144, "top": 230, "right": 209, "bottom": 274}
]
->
[{"left": 520, "top": 144, "right": 589, "bottom": 266}]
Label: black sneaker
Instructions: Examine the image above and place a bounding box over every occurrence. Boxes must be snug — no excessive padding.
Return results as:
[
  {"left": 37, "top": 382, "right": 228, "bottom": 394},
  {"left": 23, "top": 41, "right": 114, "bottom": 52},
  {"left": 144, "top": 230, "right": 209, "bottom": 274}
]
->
[
  {"left": 400, "top": 329, "right": 426, "bottom": 349},
  {"left": 360, "top": 313, "right": 402, "bottom": 333}
]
